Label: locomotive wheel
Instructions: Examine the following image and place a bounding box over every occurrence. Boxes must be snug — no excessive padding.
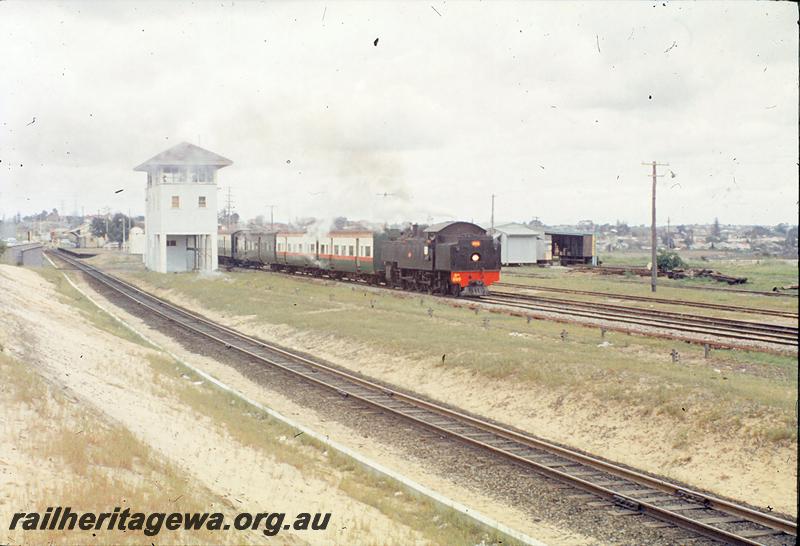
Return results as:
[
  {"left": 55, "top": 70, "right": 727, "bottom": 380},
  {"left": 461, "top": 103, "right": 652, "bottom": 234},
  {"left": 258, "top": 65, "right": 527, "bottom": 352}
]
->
[{"left": 450, "top": 283, "right": 461, "bottom": 297}]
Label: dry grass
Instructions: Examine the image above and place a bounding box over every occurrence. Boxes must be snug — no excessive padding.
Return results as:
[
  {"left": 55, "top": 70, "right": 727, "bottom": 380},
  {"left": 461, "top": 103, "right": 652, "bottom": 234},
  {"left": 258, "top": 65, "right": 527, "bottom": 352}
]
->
[
  {"left": 146, "top": 353, "right": 522, "bottom": 546},
  {"left": 29, "top": 262, "right": 525, "bottom": 544},
  {"left": 593, "top": 251, "right": 798, "bottom": 293},
  {"left": 1, "top": 351, "right": 242, "bottom": 545},
  {"left": 119, "top": 266, "right": 798, "bottom": 447},
  {"left": 36, "top": 263, "right": 154, "bottom": 349}
]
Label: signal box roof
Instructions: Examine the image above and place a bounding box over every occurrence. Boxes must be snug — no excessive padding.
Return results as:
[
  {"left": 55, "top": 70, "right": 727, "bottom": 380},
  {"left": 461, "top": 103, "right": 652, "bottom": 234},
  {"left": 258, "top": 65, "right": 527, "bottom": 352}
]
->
[{"left": 134, "top": 142, "right": 233, "bottom": 171}]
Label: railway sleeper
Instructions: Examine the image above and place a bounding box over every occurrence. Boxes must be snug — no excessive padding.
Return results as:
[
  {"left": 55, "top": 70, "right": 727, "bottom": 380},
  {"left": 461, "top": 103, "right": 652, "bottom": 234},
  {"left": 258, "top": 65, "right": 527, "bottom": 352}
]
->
[
  {"left": 675, "top": 488, "right": 711, "bottom": 507},
  {"left": 612, "top": 495, "right": 641, "bottom": 512},
  {"left": 694, "top": 515, "right": 746, "bottom": 525},
  {"left": 651, "top": 503, "right": 711, "bottom": 512},
  {"left": 735, "top": 528, "right": 787, "bottom": 539}
]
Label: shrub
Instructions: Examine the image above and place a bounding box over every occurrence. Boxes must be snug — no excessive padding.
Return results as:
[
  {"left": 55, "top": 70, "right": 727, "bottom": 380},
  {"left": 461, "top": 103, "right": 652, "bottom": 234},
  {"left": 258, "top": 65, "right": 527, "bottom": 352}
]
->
[{"left": 656, "top": 249, "right": 686, "bottom": 271}]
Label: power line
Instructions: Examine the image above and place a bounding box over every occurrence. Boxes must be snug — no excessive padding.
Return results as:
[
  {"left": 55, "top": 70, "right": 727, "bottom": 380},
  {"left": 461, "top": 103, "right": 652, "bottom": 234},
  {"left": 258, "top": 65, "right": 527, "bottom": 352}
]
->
[{"left": 224, "top": 187, "right": 235, "bottom": 231}]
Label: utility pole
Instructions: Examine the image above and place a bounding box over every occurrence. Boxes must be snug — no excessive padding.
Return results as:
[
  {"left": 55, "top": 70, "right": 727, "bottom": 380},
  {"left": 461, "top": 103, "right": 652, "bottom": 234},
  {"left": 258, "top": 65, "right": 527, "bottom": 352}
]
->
[
  {"left": 267, "top": 205, "right": 275, "bottom": 230},
  {"left": 490, "top": 194, "right": 496, "bottom": 234},
  {"left": 666, "top": 216, "right": 671, "bottom": 249},
  {"left": 224, "top": 187, "right": 234, "bottom": 231},
  {"left": 641, "top": 161, "right": 669, "bottom": 292}
]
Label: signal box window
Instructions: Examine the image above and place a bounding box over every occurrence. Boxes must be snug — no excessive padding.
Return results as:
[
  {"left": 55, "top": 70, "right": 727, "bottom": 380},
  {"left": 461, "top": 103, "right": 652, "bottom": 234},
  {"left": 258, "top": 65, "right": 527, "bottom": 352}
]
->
[
  {"left": 198, "top": 196, "right": 207, "bottom": 208},
  {"left": 171, "top": 196, "right": 180, "bottom": 208}
]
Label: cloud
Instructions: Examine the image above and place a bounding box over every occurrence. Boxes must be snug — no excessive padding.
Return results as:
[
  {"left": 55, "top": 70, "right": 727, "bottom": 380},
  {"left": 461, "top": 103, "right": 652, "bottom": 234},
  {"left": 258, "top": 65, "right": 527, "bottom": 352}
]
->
[{"left": 0, "top": 1, "right": 796, "bottom": 225}]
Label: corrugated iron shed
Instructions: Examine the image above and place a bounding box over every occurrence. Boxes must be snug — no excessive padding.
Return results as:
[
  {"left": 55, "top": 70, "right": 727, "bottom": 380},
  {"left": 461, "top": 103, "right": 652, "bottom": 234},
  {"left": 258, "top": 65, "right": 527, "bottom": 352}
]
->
[{"left": 2, "top": 242, "right": 43, "bottom": 267}]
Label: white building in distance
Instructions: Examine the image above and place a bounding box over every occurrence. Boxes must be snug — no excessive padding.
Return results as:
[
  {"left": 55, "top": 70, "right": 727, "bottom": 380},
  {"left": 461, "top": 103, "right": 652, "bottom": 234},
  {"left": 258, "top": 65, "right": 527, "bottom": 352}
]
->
[
  {"left": 134, "top": 142, "right": 232, "bottom": 273},
  {"left": 126, "top": 226, "right": 146, "bottom": 255},
  {"left": 493, "top": 223, "right": 551, "bottom": 265}
]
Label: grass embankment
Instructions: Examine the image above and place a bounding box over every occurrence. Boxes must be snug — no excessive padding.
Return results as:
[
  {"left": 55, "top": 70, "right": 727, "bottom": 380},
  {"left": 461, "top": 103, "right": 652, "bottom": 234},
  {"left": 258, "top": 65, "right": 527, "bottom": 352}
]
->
[
  {"left": 0, "top": 351, "right": 226, "bottom": 545},
  {"left": 36, "top": 263, "right": 154, "bottom": 348},
  {"left": 147, "top": 354, "right": 518, "bottom": 546},
  {"left": 120, "top": 267, "right": 797, "bottom": 447},
  {"left": 33, "top": 262, "right": 519, "bottom": 545}
]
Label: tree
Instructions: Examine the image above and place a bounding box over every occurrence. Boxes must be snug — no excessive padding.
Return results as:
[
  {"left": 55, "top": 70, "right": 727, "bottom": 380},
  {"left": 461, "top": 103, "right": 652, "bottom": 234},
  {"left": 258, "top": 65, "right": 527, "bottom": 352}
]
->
[
  {"left": 0, "top": 240, "right": 6, "bottom": 258},
  {"left": 656, "top": 249, "right": 686, "bottom": 272},
  {"left": 712, "top": 217, "right": 721, "bottom": 237},
  {"left": 108, "top": 213, "right": 134, "bottom": 243},
  {"left": 90, "top": 213, "right": 133, "bottom": 243},
  {"left": 90, "top": 217, "right": 107, "bottom": 238},
  {"left": 218, "top": 210, "right": 240, "bottom": 228}
]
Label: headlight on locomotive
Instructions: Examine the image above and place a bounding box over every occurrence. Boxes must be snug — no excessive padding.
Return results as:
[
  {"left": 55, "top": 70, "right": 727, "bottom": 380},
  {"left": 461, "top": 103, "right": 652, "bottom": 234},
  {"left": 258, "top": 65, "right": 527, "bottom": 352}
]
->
[{"left": 470, "top": 252, "right": 481, "bottom": 262}]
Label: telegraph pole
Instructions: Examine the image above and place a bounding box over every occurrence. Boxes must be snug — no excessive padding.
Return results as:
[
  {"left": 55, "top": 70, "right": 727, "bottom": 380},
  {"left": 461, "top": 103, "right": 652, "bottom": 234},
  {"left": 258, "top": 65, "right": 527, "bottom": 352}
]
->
[
  {"left": 224, "top": 187, "right": 234, "bottom": 231},
  {"left": 641, "top": 161, "right": 669, "bottom": 292},
  {"left": 267, "top": 205, "right": 275, "bottom": 230}
]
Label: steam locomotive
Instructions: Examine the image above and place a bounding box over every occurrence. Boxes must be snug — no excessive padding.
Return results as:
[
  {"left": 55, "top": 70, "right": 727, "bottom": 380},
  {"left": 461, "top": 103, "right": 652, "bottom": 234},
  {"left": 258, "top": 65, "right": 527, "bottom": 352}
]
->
[{"left": 218, "top": 221, "right": 501, "bottom": 296}]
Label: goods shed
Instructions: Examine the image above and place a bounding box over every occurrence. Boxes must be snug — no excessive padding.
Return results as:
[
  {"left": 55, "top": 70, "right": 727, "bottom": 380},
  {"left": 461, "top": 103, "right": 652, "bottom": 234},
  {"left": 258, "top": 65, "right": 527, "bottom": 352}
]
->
[
  {"left": 493, "top": 223, "right": 543, "bottom": 265},
  {"left": 546, "top": 230, "right": 596, "bottom": 265}
]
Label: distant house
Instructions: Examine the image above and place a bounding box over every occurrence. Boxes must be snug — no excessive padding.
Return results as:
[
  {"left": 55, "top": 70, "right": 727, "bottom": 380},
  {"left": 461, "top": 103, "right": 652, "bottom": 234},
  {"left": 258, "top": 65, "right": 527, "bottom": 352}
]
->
[
  {"left": 126, "top": 226, "right": 146, "bottom": 255},
  {"left": 68, "top": 223, "right": 105, "bottom": 248}
]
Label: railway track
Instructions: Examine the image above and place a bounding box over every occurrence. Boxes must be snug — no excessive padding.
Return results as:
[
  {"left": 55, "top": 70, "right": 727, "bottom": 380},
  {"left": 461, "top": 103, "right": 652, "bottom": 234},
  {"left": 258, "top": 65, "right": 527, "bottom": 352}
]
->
[
  {"left": 495, "top": 282, "right": 798, "bottom": 319},
  {"left": 223, "top": 259, "right": 796, "bottom": 350},
  {"left": 484, "top": 291, "right": 798, "bottom": 349},
  {"left": 50, "top": 248, "right": 797, "bottom": 545}
]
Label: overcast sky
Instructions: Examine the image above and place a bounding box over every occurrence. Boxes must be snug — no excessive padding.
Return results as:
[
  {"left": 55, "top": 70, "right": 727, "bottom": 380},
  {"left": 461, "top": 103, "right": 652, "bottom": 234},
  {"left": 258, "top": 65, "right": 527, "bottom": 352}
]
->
[{"left": 0, "top": 1, "right": 797, "bottom": 227}]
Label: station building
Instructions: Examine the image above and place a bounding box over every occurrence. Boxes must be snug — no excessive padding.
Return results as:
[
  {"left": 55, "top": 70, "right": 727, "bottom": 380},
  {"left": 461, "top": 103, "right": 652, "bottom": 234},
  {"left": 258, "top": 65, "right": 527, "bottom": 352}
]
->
[{"left": 134, "top": 142, "right": 232, "bottom": 273}]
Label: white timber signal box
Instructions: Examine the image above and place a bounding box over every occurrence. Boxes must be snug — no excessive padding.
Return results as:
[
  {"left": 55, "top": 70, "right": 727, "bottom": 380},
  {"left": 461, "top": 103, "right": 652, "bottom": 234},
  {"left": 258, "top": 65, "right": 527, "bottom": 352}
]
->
[{"left": 134, "top": 142, "right": 232, "bottom": 273}]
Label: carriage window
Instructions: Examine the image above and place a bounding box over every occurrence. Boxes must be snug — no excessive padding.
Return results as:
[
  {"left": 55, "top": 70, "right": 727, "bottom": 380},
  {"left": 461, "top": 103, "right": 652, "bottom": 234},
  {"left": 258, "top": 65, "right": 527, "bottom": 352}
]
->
[
  {"left": 334, "top": 245, "right": 339, "bottom": 255},
  {"left": 363, "top": 246, "right": 371, "bottom": 257},
  {"left": 348, "top": 245, "right": 354, "bottom": 256}
]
